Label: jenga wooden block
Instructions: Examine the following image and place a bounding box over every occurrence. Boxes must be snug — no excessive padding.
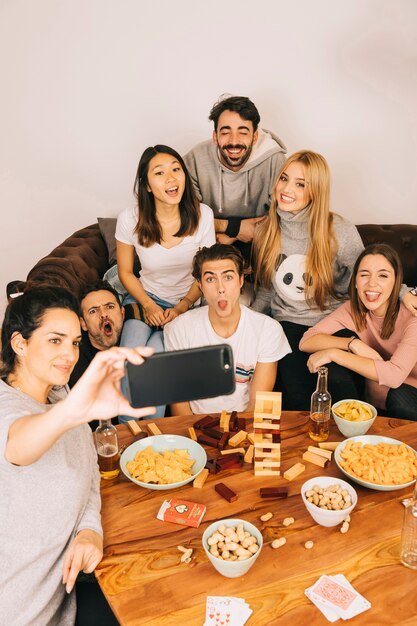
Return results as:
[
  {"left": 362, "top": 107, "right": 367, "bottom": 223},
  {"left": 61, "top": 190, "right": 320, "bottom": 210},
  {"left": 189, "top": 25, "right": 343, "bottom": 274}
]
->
[
  {"left": 254, "top": 450, "right": 280, "bottom": 459},
  {"left": 318, "top": 441, "right": 339, "bottom": 451},
  {"left": 244, "top": 445, "right": 254, "bottom": 463},
  {"left": 217, "top": 432, "right": 230, "bottom": 450},
  {"left": 254, "top": 468, "right": 280, "bottom": 476},
  {"left": 147, "top": 423, "right": 162, "bottom": 436},
  {"left": 254, "top": 460, "right": 281, "bottom": 469},
  {"left": 220, "top": 410, "right": 231, "bottom": 432},
  {"left": 215, "top": 482, "right": 238, "bottom": 502},
  {"left": 228, "top": 430, "right": 247, "bottom": 447},
  {"left": 307, "top": 445, "right": 332, "bottom": 460},
  {"left": 283, "top": 462, "right": 306, "bottom": 481},
  {"left": 188, "top": 426, "right": 198, "bottom": 441},
  {"left": 127, "top": 420, "right": 142, "bottom": 435},
  {"left": 302, "top": 451, "right": 329, "bottom": 468},
  {"left": 220, "top": 447, "right": 246, "bottom": 455},
  {"left": 253, "top": 441, "right": 281, "bottom": 450},
  {"left": 193, "top": 468, "right": 209, "bottom": 489},
  {"left": 253, "top": 422, "right": 281, "bottom": 431},
  {"left": 247, "top": 432, "right": 255, "bottom": 444}
]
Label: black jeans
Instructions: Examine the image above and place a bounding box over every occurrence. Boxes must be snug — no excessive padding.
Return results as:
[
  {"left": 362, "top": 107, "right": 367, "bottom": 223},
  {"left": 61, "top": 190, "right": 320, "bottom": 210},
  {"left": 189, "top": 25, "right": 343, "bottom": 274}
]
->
[
  {"left": 386, "top": 384, "right": 417, "bottom": 421},
  {"left": 75, "top": 576, "right": 119, "bottom": 626},
  {"left": 277, "top": 322, "right": 364, "bottom": 410}
]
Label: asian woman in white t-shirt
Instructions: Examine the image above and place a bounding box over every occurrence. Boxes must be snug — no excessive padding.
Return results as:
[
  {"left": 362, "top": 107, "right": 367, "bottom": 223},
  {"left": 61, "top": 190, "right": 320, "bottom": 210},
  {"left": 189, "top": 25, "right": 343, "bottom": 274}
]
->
[{"left": 115, "top": 145, "right": 215, "bottom": 391}]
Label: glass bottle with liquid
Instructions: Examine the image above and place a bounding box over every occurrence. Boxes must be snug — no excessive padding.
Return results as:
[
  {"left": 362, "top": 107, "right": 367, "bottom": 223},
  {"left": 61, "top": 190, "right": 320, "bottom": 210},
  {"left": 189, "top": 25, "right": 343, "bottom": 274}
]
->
[
  {"left": 309, "top": 366, "right": 331, "bottom": 442},
  {"left": 400, "top": 482, "right": 417, "bottom": 569},
  {"left": 94, "top": 419, "right": 120, "bottom": 480}
]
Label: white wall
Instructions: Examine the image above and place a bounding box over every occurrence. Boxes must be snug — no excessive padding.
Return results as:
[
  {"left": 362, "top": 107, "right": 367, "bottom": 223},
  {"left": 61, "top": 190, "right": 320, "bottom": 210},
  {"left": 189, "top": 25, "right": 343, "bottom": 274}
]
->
[{"left": 1, "top": 0, "right": 416, "bottom": 318}]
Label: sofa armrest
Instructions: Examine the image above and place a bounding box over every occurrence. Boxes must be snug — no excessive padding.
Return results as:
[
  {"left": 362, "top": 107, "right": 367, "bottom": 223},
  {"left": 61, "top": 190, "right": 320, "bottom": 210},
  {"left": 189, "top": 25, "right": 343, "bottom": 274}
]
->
[
  {"left": 26, "top": 224, "right": 110, "bottom": 299},
  {"left": 357, "top": 224, "right": 417, "bottom": 287}
]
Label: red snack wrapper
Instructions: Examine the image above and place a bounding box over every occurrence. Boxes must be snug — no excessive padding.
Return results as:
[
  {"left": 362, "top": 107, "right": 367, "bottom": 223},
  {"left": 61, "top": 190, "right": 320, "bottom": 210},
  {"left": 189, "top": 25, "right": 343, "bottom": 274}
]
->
[{"left": 156, "top": 498, "right": 206, "bottom": 528}]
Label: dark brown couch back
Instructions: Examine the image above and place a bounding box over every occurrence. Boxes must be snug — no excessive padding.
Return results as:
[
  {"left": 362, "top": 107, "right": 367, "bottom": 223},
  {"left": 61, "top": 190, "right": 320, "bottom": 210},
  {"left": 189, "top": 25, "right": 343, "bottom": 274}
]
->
[{"left": 14, "top": 222, "right": 417, "bottom": 301}]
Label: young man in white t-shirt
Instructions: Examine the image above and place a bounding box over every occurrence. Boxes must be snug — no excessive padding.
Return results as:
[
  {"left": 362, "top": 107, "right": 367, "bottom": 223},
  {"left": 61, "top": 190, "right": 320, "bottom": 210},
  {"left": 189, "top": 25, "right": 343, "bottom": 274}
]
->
[{"left": 164, "top": 244, "right": 291, "bottom": 414}]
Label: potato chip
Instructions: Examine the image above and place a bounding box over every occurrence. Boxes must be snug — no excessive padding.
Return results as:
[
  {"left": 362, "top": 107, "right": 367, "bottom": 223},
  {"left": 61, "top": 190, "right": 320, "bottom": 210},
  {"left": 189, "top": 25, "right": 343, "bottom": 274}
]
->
[
  {"left": 333, "top": 400, "right": 373, "bottom": 422},
  {"left": 126, "top": 446, "right": 195, "bottom": 484}
]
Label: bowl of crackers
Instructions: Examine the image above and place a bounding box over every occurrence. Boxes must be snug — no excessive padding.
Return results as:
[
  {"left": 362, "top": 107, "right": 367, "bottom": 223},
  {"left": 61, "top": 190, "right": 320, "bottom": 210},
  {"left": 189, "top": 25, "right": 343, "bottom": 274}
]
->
[
  {"left": 332, "top": 399, "right": 377, "bottom": 437},
  {"left": 120, "top": 434, "right": 207, "bottom": 490},
  {"left": 335, "top": 435, "right": 417, "bottom": 491},
  {"left": 301, "top": 476, "right": 357, "bottom": 527}
]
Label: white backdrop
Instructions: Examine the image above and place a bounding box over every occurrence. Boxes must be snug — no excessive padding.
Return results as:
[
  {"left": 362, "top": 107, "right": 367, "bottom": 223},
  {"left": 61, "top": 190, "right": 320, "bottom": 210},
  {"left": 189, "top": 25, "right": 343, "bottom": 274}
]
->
[{"left": 1, "top": 0, "right": 416, "bottom": 318}]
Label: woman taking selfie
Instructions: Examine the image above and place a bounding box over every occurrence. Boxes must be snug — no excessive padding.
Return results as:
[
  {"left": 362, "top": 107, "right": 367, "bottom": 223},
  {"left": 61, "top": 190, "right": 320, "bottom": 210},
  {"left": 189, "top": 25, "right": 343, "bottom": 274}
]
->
[
  {"left": 300, "top": 244, "right": 417, "bottom": 420},
  {"left": 0, "top": 287, "right": 154, "bottom": 625},
  {"left": 116, "top": 144, "right": 215, "bottom": 353}
]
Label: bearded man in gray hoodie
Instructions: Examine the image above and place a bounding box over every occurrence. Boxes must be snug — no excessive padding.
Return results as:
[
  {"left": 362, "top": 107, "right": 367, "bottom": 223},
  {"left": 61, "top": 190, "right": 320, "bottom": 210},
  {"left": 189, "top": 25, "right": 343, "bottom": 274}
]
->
[{"left": 184, "top": 95, "right": 287, "bottom": 248}]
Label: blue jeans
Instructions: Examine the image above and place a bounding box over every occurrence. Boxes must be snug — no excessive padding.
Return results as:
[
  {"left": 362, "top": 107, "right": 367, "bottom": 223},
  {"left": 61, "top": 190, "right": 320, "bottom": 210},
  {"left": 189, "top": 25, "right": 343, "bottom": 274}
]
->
[{"left": 118, "top": 292, "right": 173, "bottom": 421}]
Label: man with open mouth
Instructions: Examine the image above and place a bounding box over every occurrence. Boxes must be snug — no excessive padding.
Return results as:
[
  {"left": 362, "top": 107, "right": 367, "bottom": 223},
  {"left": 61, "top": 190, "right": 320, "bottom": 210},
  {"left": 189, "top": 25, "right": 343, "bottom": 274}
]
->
[{"left": 69, "top": 280, "right": 126, "bottom": 389}]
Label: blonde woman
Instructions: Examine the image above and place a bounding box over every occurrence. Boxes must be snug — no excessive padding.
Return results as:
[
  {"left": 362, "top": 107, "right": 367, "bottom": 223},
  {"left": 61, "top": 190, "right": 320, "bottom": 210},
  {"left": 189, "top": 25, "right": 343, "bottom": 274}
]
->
[{"left": 252, "top": 150, "right": 417, "bottom": 409}]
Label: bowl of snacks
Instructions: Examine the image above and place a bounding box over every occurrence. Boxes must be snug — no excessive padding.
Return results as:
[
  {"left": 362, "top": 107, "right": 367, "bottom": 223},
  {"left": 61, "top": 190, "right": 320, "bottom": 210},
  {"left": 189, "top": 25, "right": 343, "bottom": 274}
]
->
[
  {"left": 332, "top": 399, "right": 377, "bottom": 437},
  {"left": 202, "top": 518, "right": 263, "bottom": 578},
  {"left": 301, "top": 476, "right": 357, "bottom": 527},
  {"left": 335, "top": 435, "right": 417, "bottom": 491},
  {"left": 120, "top": 434, "right": 207, "bottom": 490}
]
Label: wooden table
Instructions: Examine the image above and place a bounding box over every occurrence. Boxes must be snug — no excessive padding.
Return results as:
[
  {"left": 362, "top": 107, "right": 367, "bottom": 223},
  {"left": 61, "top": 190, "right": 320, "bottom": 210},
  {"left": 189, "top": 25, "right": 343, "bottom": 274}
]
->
[{"left": 96, "top": 412, "right": 417, "bottom": 625}]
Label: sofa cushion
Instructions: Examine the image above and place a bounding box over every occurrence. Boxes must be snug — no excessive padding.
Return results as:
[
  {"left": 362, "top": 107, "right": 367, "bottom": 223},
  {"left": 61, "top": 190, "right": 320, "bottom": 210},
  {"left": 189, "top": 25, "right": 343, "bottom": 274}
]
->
[{"left": 97, "top": 217, "right": 117, "bottom": 266}]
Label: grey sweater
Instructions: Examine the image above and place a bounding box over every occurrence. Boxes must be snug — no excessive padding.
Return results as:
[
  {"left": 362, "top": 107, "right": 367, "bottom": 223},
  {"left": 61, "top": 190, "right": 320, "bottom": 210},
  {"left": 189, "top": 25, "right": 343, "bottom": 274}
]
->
[
  {"left": 184, "top": 128, "right": 287, "bottom": 218},
  {"left": 0, "top": 381, "right": 102, "bottom": 626},
  {"left": 251, "top": 207, "right": 365, "bottom": 326}
]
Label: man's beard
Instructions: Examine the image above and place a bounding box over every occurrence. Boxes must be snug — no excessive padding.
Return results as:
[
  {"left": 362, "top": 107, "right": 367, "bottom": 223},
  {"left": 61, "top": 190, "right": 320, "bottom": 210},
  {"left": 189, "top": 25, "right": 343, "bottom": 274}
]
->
[
  {"left": 91, "top": 320, "right": 121, "bottom": 349},
  {"left": 218, "top": 143, "right": 254, "bottom": 169}
]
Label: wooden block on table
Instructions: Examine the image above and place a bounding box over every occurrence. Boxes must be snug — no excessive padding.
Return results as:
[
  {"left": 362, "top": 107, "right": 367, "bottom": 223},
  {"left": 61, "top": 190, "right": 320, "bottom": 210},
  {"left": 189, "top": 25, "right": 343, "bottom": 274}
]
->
[
  {"left": 127, "top": 420, "right": 142, "bottom": 435},
  {"left": 283, "top": 462, "right": 306, "bottom": 481},
  {"left": 244, "top": 445, "right": 254, "bottom": 463},
  {"left": 217, "top": 432, "right": 230, "bottom": 450},
  {"left": 247, "top": 432, "right": 255, "bottom": 445},
  {"left": 216, "top": 455, "right": 244, "bottom": 470},
  {"left": 228, "top": 430, "right": 248, "bottom": 447},
  {"left": 215, "top": 482, "right": 238, "bottom": 502},
  {"left": 318, "top": 441, "right": 339, "bottom": 451},
  {"left": 197, "top": 433, "right": 220, "bottom": 448},
  {"left": 253, "top": 422, "right": 281, "bottom": 431},
  {"left": 302, "top": 450, "right": 329, "bottom": 468},
  {"left": 260, "top": 487, "right": 288, "bottom": 499},
  {"left": 193, "top": 468, "right": 209, "bottom": 489},
  {"left": 188, "top": 426, "right": 197, "bottom": 441},
  {"left": 205, "top": 459, "right": 220, "bottom": 474},
  {"left": 194, "top": 415, "right": 220, "bottom": 430},
  {"left": 202, "top": 427, "right": 223, "bottom": 440},
  {"left": 229, "top": 411, "right": 239, "bottom": 432},
  {"left": 147, "top": 423, "right": 162, "bottom": 436},
  {"left": 220, "top": 410, "right": 231, "bottom": 432},
  {"left": 254, "top": 461, "right": 281, "bottom": 470},
  {"left": 220, "top": 447, "right": 246, "bottom": 455},
  {"left": 307, "top": 445, "right": 332, "bottom": 460}
]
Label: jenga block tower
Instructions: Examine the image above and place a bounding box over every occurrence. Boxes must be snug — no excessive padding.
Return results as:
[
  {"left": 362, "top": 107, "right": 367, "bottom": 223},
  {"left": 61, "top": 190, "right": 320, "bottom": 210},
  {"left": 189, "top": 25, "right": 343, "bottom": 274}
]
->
[{"left": 253, "top": 391, "right": 282, "bottom": 476}]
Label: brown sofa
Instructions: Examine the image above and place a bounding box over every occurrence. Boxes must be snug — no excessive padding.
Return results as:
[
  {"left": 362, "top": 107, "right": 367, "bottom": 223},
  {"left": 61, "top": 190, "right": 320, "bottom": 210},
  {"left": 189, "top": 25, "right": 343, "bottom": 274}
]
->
[{"left": 8, "top": 221, "right": 417, "bottom": 301}]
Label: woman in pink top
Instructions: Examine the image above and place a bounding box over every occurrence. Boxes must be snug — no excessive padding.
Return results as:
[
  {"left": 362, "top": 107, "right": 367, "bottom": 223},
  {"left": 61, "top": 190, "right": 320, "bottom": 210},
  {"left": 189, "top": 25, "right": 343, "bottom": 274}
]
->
[{"left": 300, "top": 244, "right": 417, "bottom": 420}]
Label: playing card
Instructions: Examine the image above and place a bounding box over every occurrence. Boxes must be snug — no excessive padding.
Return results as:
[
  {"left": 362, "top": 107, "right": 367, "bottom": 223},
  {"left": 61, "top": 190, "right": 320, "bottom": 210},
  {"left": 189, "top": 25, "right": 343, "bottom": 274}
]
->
[
  {"left": 204, "top": 596, "right": 252, "bottom": 626},
  {"left": 305, "top": 586, "right": 340, "bottom": 622},
  {"left": 310, "top": 575, "right": 371, "bottom": 620}
]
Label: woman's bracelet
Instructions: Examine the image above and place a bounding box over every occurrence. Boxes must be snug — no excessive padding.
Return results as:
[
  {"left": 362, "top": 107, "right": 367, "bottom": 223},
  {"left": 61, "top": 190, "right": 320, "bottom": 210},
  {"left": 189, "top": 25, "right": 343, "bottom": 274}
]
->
[
  {"left": 347, "top": 336, "right": 356, "bottom": 352},
  {"left": 180, "top": 296, "right": 194, "bottom": 310}
]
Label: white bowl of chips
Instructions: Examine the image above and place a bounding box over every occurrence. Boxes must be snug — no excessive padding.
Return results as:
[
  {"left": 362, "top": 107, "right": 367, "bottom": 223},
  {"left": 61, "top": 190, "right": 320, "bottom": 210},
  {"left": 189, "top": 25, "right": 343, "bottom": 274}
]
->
[
  {"left": 335, "top": 435, "right": 417, "bottom": 491},
  {"left": 120, "top": 434, "right": 207, "bottom": 490},
  {"left": 332, "top": 399, "right": 377, "bottom": 437}
]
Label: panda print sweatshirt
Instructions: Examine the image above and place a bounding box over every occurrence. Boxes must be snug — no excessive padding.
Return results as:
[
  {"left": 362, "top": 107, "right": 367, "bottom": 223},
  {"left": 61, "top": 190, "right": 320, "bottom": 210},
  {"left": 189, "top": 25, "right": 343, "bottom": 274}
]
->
[{"left": 251, "top": 206, "right": 364, "bottom": 327}]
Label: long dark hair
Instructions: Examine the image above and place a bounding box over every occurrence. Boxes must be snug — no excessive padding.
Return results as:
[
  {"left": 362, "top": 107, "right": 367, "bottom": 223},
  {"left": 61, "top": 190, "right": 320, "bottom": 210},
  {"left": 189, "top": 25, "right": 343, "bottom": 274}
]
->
[
  {"left": 349, "top": 243, "right": 402, "bottom": 339},
  {"left": 0, "top": 287, "right": 80, "bottom": 377},
  {"left": 133, "top": 145, "right": 200, "bottom": 247}
]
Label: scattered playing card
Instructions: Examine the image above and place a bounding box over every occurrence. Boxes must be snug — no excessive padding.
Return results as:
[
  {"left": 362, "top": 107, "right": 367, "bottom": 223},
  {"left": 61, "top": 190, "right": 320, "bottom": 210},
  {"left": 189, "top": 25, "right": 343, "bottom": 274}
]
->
[
  {"left": 305, "top": 574, "right": 371, "bottom": 621},
  {"left": 204, "top": 596, "right": 252, "bottom": 626}
]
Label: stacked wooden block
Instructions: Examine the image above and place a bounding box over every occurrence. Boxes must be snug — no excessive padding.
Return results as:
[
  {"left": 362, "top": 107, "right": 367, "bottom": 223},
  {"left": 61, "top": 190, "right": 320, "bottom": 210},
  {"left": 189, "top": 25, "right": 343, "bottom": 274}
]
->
[{"left": 253, "top": 391, "right": 282, "bottom": 477}]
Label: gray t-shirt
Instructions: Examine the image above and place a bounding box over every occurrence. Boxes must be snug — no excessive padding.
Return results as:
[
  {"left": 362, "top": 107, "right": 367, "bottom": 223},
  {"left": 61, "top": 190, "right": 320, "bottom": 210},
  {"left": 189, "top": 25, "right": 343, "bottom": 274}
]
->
[{"left": 0, "top": 380, "right": 102, "bottom": 626}]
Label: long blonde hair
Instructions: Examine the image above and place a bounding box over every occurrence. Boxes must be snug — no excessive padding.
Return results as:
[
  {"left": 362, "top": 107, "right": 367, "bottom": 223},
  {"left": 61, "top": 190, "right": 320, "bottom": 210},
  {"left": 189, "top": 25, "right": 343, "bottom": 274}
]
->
[{"left": 253, "top": 150, "right": 337, "bottom": 310}]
